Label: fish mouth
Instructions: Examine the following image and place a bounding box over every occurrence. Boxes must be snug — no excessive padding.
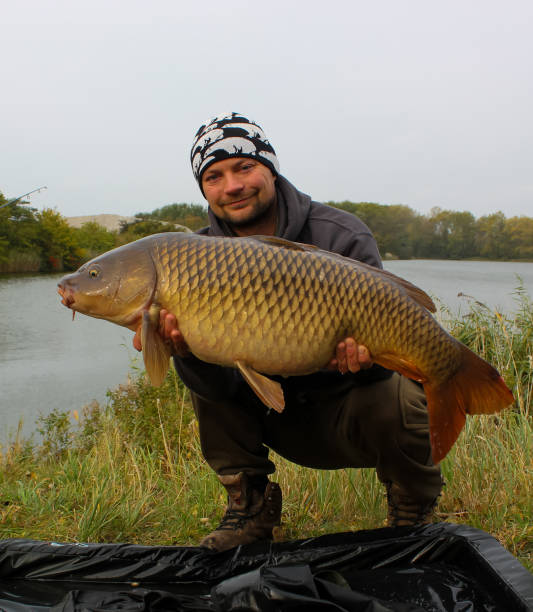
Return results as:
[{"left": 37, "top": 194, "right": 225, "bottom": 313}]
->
[
  {"left": 57, "top": 282, "right": 151, "bottom": 329},
  {"left": 57, "top": 285, "right": 75, "bottom": 309}
]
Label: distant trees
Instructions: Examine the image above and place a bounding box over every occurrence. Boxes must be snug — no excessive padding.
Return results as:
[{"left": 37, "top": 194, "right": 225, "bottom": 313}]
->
[
  {"left": 36, "top": 209, "right": 84, "bottom": 271},
  {"left": 330, "top": 202, "right": 417, "bottom": 259},
  {"left": 327, "top": 201, "right": 533, "bottom": 261},
  {"left": 0, "top": 195, "right": 42, "bottom": 272},
  {"left": 475, "top": 212, "right": 508, "bottom": 260},
  {"left": 135, "top": 202, "right": 208, "bottom": 231},
  {"left": 75, "top": 221, "right": 116, "bottom": 259},
  {"left": 0, "top": 196, "right": 84, "bottom": 273},
  {"left": 1, "top": 189, "right": 532, "bottom": 275},
  {"left": 410, "top": 208, "right": 478, "bottom": 260},
  {"left": 506, "top": 216, "right": 533, "bottom": 259},
  {"left": 117, "top": 202, "right": 209, "bottom": 243},
  {"left": 0, "top": 193, "right": 207, "bottom": 274},
  {"left": 117, "top": 219, "right": 178, "bottom": 245}
]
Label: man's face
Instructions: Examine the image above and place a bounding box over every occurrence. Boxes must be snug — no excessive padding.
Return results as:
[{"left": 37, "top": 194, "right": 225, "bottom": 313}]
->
[{"left": 201, "top": 157, "right": 277, "bottom": 229}]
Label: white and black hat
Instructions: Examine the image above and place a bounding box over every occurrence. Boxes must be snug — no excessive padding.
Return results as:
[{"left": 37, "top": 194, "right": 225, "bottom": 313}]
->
[{"left": 190, "top": 112, "right": 280, "bottom": 191}]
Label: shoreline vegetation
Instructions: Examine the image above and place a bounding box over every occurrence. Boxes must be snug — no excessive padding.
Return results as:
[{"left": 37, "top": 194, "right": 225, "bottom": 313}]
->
[
  {"left": 2, "top": 191, "right": 533, "bottom": 274},
  {"left": 0, "top": 291, "right": 531, "bottom": 573}
]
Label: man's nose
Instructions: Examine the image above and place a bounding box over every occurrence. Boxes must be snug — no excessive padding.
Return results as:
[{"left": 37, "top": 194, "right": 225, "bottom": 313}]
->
[{"left": 224, "top": 173, "right": 244, "bottom": 194}]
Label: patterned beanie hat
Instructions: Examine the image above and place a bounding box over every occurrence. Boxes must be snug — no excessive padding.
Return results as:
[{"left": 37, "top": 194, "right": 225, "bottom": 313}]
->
[{"left": 190, "top": 112, "right": 280, "bottom": 189}]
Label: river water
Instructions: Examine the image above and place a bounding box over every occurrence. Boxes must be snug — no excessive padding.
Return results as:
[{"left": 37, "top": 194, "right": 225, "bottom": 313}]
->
[{"left": 1, "top": 260, "right": 532, "bottom": 444}]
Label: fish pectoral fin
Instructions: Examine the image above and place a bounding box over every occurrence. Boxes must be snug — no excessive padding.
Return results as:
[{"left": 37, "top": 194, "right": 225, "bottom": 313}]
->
[
  {"left": 236, "top": 361, "right": 285, "bottom": 413},
  {"left": 375, "top": 353, "right": 427, "bottom": 383},
  {"left": 141, "top": 308, "right": 171, "bottom": 387}
]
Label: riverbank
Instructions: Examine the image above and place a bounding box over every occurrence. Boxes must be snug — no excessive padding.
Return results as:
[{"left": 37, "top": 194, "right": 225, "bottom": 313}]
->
[{"left": 0, "top": 293, "right": 531, "bottom": 572}]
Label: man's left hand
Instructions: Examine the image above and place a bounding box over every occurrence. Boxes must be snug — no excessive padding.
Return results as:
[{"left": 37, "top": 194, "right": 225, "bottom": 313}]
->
[{"left": 327, "top": 338, "right": 373, "bottom": 374}]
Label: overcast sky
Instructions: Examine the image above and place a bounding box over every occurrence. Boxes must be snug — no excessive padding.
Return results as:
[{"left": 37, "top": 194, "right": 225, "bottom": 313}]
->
[{"left": 2, "top": 0, "right": 532, "bottom": 219}]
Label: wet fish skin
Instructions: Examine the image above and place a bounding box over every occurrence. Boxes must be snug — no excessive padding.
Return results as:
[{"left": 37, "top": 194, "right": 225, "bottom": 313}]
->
[
  {"left": 148, "top": 234, "right": 450, "bottom": 378},
  {"left": 58, "top": 232, "right": 514, "bottom": 462}
]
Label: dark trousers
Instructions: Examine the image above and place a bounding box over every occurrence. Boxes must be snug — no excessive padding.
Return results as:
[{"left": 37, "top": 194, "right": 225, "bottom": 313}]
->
[{"left": 191, "top": 373, "right": 443, "bottom": 504}]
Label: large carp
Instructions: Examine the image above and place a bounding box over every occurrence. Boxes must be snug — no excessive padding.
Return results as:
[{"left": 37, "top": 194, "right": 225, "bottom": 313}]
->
[{"left": 58, "top": 232, "right": 514, "bottom": 462}]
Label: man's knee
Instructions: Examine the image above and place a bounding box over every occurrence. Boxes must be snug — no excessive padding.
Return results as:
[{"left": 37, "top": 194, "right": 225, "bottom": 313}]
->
[
  {"left": 355, "top": 375, "right": 442, "bottom": 502},
  {"left": 346, "top": 374, "right": 409, "bottom": 439},
  {"left": 395, "top": 376, "right": 433, "bottom": 467},
  {"left": 343, "top": 374, "right": 434, "bottom": 469}
]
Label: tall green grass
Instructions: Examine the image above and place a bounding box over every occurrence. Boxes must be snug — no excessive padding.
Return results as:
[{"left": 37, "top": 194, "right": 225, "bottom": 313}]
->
[{"left": 0, "top": 290, "right": 531, "bottom": 571}]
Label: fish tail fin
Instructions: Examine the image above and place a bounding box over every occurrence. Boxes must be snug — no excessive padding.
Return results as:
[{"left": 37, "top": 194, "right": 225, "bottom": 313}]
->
[
  {"left": 425, "top": 344, "right": 514, "bottom": 463},
  {"left": 424, "top": 383, "right": 466, "bottom": 465}
]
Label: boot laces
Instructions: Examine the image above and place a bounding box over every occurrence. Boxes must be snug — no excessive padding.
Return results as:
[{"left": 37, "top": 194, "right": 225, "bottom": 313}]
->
[
  {"left": 216, "top": 508, "right": 260, "bottom": 531},
  {"left": 386, "top": 481, "right": 440, "bottom": 526}
]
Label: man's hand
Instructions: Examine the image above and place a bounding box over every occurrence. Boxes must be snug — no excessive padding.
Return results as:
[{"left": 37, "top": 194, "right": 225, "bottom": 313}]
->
[
  {"left": 327, "top": 338, "right": 373, "bottom": 374},
  {"left": 133, "top": 309, "right": 190, "bottom": 357}
]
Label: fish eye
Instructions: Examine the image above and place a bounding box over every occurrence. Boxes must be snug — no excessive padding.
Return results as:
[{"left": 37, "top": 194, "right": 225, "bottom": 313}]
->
[{"left": 89, "top": 268, "right": 100, "bottom": 278}]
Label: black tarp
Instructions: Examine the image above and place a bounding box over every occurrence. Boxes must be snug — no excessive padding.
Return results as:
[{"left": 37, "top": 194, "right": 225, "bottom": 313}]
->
[{"left": 0, "top": 523, "right": 531, "bottom": 611}]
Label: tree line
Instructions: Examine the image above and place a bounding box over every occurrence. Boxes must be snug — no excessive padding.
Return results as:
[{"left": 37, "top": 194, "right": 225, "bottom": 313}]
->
[
  {"left": 0, "top": 193, "right": 209, "bottom": 274},
  {"left": 1, "top": 190, "right": 532, "bottom": 274},
  {"left": 327, "top": 202, "right": 533, "bottom": 261}
]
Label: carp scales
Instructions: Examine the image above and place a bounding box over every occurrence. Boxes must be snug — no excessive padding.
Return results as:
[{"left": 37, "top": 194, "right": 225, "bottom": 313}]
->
[{"left": 58, "top": 232, "right": 514, "bottom": 463}]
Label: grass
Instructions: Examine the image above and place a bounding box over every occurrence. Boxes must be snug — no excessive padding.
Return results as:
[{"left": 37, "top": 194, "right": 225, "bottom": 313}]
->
[{"left": 0, "top": 289, "right": 531, "bottom": 573}]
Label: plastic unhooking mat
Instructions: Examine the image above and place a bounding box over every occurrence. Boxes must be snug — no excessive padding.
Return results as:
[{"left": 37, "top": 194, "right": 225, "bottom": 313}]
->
[{"left": 0, "top": 523, "right": 531, "bottom": 611}]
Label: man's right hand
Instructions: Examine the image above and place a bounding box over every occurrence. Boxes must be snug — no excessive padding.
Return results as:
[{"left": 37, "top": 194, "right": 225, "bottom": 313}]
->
[
  {"left": 133, "top": 309, "right": 190, "bottom": 357},
  {"left": 327, "top": 338, "right": 373, "bottom": 374}
]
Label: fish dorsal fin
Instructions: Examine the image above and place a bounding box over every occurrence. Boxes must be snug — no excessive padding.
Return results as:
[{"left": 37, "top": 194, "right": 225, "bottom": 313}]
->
[
  {"left": 358, "top": 262, "right": 437, "bottom": 313},
  {"left": 249, "top": 235, "right": 319, "bottom": 252},
  {"left": 141, "top": 305, "right": 171, "bottom": 387},
  {"left": 249, "top": 235, "right": 436, "bottom": 313},
  {"left": 236, "top": 360, "right": 285, "bottom": 413}
]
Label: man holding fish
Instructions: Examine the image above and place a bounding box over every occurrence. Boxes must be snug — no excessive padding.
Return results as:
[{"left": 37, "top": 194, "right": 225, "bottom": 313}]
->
[
  {"left": 134, "top": 113, "right": 445, "bottom": 551},
  {"left": 60, "top": 112, "right": 512, "bottom": 550}
]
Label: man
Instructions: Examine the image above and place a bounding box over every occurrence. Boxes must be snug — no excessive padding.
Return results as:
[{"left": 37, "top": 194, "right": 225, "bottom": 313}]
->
[{"left": 134, "top": 112, "right": 443, "bottom": 552}]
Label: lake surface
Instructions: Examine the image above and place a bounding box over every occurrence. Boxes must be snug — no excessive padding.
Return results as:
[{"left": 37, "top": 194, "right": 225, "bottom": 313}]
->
[
  {"left": 1, "top": 260, "right": 532, "bottom": 444},
  {"left": 384, "top": 259, "right": 533, "bottom": 313},
  {"left": 0, "top": 273, "right": 140, "bottom": 445}
]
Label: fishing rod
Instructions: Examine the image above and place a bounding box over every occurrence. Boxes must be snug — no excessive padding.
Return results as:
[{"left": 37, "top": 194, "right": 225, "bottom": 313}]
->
[{"left": 0, "top": 186, "right": 48, "bottom": 211}]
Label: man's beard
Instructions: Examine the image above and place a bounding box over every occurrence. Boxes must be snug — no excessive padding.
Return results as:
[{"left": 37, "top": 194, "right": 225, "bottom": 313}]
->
[{"left": 226, "top": 194, "right": 277, "bottom": 229}]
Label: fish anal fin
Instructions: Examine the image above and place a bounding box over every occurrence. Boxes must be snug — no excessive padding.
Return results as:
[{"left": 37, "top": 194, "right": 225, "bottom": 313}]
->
[
  {"left": 236, "top": 360, "right": 285, "bottom": 413},
  {"left": 375, "top": 353, "right": 427, "bottom": 383},
  {"left": 141, "top": 307, "right": 171, "bottom": 387}
]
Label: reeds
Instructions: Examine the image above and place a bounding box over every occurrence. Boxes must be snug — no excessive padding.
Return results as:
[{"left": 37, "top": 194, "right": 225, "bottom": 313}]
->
[{"left": 1, "top": 290, "right": 531, "bottom": 571}]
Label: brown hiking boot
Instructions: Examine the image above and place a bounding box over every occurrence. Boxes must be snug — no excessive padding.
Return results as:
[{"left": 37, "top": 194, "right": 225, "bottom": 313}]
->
[
  {"left": 385, "top": 482, "right": 439, "bottom": 527},
  {"left": 200, "top": 472, "right": 282, "bottom": 552}
]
